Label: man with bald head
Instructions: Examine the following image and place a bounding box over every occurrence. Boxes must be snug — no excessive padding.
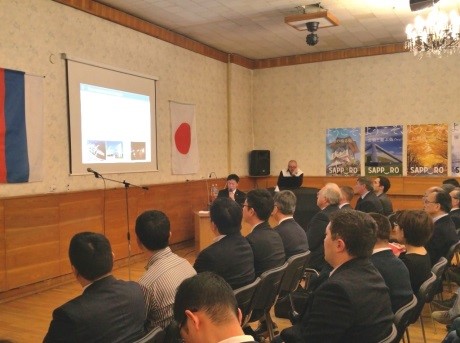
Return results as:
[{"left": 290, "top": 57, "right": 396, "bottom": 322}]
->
[
  {"left": 306, "top": 183, "right": 341, "bottom": 270},
  {"left": 276, "top": 160, "right": 303, "bottom": 190}
]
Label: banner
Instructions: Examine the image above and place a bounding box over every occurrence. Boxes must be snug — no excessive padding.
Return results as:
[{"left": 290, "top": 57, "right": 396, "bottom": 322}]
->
[
  {"left": 364, "top": 125, "right": 403, "bottom": 176},
  {"left": 326, "top": 127, "right": 361, "bottom": 176},
  {"left": 0, "top": 68, "right": 43, "bottom": 183},
  {"left": 170, "top": 101, "right": 199, "bottom": 174},
  {"left": 407, "top": 123, "right": 448, "bottom": 176}
]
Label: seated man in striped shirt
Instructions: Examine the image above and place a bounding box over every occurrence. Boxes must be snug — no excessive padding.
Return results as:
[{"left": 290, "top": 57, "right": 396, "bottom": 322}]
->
[{"left": 135, "top": 210, "right": 196, "bottom": 330}]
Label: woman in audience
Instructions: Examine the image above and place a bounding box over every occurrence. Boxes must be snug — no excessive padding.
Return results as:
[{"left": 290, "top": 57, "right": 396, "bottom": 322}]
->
[{"left": 389, "top": 210, "right": 433, "bottom": 292}]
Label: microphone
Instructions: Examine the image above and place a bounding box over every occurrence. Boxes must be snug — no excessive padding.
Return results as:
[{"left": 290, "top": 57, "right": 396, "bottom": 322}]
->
[{"left": 87, "top": 167, "right": 100, "bottom": 178}]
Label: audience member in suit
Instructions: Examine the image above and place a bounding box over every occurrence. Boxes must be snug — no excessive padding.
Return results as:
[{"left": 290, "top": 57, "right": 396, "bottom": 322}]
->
[
  {"left": 276, "top": 210, "right": 394, "bottom": 343},
  {"left": 369, "top": 213, "right": 413, "bottom": 313},
  {"left": 338, "top": 185, "right": 353, "bottom": 209},
  {"left": 136, "top": 210, "right": 196, "bottom": 330},
  {"left": 194, "top": 197, "right": 255, "bottom": 289},
  {"left": 244, "top": 189, "right": 286, "bottom": 277},
  {"left": 244, "top": 189, "right": 285, "bottom": 338},
  {"left": 272, "top": 190, "right": 309, "bottom": 260},
  {"left": 423, "top": 187, "right": 459, "bottom": 266},
  {"left": 43, "top": 232, "right": 146, "bottom": 343},
  {"left": 389, "top": 210, "right": 433, "bottom": 293},
  {"left": 173, "top": 272, "right": 257, "bottom": 343},
  {"left": 276, "top": 160, "right": 303, "bottom": 190},
  {"left": 306, "top": 183, "right": 341, "bottom": 270},
  {"left": 217, "top": 173, "right": 246, "bottom": 207},
  {"left": 449, "top": 188, "right": 460, "bottom": 231},
  {"left": 354, "top": 176, "right": 384, "bottom": 214},
  {"left": 373, "top": 175, "right": 394, "bottom": 216}
]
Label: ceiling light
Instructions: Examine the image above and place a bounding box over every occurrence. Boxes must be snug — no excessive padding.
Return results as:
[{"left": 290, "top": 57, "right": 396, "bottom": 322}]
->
[{"left": 405, "top": 7, "right": 460, "bottom": 57}]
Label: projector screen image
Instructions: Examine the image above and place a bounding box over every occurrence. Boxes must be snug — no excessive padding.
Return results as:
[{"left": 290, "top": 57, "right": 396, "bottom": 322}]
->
[
  {"left": 65, "top": 56, "right": 158, "bottom": 175},
  {"left": 81, "top": 84, "right": 151, "bottom": 163}
]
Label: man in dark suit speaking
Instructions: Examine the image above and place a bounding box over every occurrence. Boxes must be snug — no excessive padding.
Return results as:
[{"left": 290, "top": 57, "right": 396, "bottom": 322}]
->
[
  {"left": 217, "top": 173, "right": 246, "bottom": 206},
  {"left": 277, "top": 210, "right": 394, "bottom": 343},
  {"left": 43, "top": 232, "right": 146, "bottom": 343}
]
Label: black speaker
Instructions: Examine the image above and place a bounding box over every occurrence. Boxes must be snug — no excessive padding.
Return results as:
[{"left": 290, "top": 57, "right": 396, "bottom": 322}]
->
[{"left": 249, "top": 150, "right": 270, "bottom": 176}]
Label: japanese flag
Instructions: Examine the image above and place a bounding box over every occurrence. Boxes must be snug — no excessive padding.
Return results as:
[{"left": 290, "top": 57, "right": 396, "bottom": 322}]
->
[{"left": 170, "top": 101, "right": 199, "bottom": 174}]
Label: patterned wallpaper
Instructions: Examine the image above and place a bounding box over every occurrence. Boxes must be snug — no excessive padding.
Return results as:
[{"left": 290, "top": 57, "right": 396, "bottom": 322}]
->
[
  {"left": 1, "top": 0, "right": 232, "bottom": 196},
  {"left": 1, "top": 0, "right": 459, "bottom": 197},
  {"left": 253, "top": 54, "right": 460, "bottom": 176}
]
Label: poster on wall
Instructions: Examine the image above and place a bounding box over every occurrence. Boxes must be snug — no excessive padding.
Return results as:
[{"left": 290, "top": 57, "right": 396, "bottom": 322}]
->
[
  {"left": 452, "top": 123, "right": 460, "bottom": 176},
  {"left": 364, "top": 125, "right": 403, "bottom": 176},
  {"left": 407, "top": 123, "right": 448, "bottom": 176},
  {"left": 326, "top": 127, "right": 361, "bottom": 176}
]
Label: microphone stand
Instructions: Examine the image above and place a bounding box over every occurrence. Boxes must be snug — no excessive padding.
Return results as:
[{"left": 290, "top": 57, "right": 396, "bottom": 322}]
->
[{"left": 89, "top": 170, "right": 148, "bottom": 281}]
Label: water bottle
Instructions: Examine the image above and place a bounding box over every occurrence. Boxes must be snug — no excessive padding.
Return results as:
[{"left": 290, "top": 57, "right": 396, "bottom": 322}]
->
[{"left": 211, "top": 184, "right": 218, "bottom": 201}]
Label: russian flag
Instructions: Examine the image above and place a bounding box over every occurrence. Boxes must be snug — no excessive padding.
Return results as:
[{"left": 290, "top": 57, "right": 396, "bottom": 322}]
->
[{"left": 0, "top": 68, "right": 43, "bottom": 183}]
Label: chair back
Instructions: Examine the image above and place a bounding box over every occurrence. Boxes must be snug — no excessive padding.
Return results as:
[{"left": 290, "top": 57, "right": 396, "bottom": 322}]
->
[
  {"left": 393, "top": 294, "right": 418, "bottom": 342},
  {"left": 377, "top": 323, "right": 397, "bottom": 343},
  {"left": 132, "top": 327, "right": 165, "bottom": 343},
  {"left": 233, "top": 277, "right": 260, "bottom": 327},
  {"left": 431, "top": 256, "right": 449, "bottom": 297},
  {"left": 278, "top": 251, "right": 311, "bottom": 295},
  {"left": 247, "top": 262, "right": 288, "bottom": 323},
  {"left": 446, "top": 240, "right": 460, "bottom": 265},
  {"left": 410, "top": 272, "right": 437, "bottom": 324}
]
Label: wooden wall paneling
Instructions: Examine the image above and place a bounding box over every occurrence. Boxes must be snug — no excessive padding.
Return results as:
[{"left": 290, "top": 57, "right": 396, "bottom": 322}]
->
[
  {"left": 58, "top": 190, "right": 105, "bottom": 274},
  {"left": 0, "top": 201, "right": 5, "bottom": 291},
  {"left": 103, "top": 188, "right": 141, "bottom": 261},
  {"left": 4, "top": 196, "right": 60, "bottom": 290},
  {"left": 403, "top": 177, "right": 445, "bottom": 195}
]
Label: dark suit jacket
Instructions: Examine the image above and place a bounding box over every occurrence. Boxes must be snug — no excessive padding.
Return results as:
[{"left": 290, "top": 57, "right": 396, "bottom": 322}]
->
[
  {"left": 426, "top": 214, "right": 459, "bottom": 265},
  {"left": 43, "top": 275, "right": 146, "bottom": 343},
  {"left": 306, "top": 205, "right": 339, "bottom": 270},
  {"left": 274, "top": 218, "right": 309, "bottom": 260},
  {"left": 217, "top": 188, "right": 246, "bottom": 206},
  {"left": 450, "top": 208, "right": 460, "bottom": 230},
  {"left": 378, "top": 193, "right": 394, "bottom": 216},
  {"left": 280, "top": 258, "right": 394, "bottom": 343},
  {"left": 355, "top": 191, "right": 384, "bottom": 214},
  {"left": 246, "top": 221, "right": 285, "bottom": 277},
  {"left": 370, "top": 249, "right": 413, "bottom": 312},
  {"left": 339, "top": 203, "right": 352, "bottom": 210},
  {"left": 194, "top": 233, "right": 255, "bottom": 289}
]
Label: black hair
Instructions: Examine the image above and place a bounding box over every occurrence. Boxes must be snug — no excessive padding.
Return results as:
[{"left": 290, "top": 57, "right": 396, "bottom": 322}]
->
[
  {"left": 210, "top": 197, "right": 242, "bottom": 235},
  {"left": 135, "top": 210, "right": 170, "bottom": 251}
]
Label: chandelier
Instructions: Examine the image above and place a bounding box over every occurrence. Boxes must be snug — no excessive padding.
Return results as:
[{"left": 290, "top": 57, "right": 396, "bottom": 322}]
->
[{"left": 405, "top": 7, "right": 460, "bottom": 57}]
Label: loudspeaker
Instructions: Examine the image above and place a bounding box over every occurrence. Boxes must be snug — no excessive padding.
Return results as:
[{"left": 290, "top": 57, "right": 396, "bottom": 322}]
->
[{"left": 249, "top": 150, "right": 270, "bottom": 176}]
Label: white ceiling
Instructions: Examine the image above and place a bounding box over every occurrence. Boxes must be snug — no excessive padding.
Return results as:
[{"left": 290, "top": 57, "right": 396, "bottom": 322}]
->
[{"left": 97, "top": 0, "right": 460, "bottom": 59}]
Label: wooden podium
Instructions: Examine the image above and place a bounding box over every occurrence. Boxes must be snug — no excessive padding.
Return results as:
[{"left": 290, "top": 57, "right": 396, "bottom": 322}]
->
[{"left": 194, "top": 211, "right": 276, "bottom": 252}]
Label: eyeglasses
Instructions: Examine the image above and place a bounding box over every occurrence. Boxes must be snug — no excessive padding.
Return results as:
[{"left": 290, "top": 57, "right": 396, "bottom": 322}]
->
[
  {"left": 423, "top": 199, "right": 437, "bottom": 204},
  {"left": 242, "top": 204, "right": 251, "bottom": 209}
]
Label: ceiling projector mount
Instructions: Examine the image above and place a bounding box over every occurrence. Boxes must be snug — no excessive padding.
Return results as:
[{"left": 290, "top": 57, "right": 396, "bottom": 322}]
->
[{"left": 285, "top": 2, "right": 339, "bottom": 47}]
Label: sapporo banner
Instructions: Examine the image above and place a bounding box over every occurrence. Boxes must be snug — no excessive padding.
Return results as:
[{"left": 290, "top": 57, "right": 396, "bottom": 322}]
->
[
  {"left": 326, "top": 127, "right": 361, "bottom": 176},
  {"left": 407, "top": 123, "right": 448, "bottom": 176},
  {"left": 452, "top": 123, "right": 460, "bottom": 176},
  {"left": 364, "top": 125, "right": 403, "bottom": 176}
]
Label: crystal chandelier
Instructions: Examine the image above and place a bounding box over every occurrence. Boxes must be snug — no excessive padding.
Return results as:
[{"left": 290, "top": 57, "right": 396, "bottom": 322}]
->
[{"left": 405, "top": 7, "right": 460, "bottom": 57}]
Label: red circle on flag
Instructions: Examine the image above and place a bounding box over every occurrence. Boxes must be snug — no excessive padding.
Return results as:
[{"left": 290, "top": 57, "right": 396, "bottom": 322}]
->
[{"left": 175, "top": 123, "right": 191, "bottom": 154}]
